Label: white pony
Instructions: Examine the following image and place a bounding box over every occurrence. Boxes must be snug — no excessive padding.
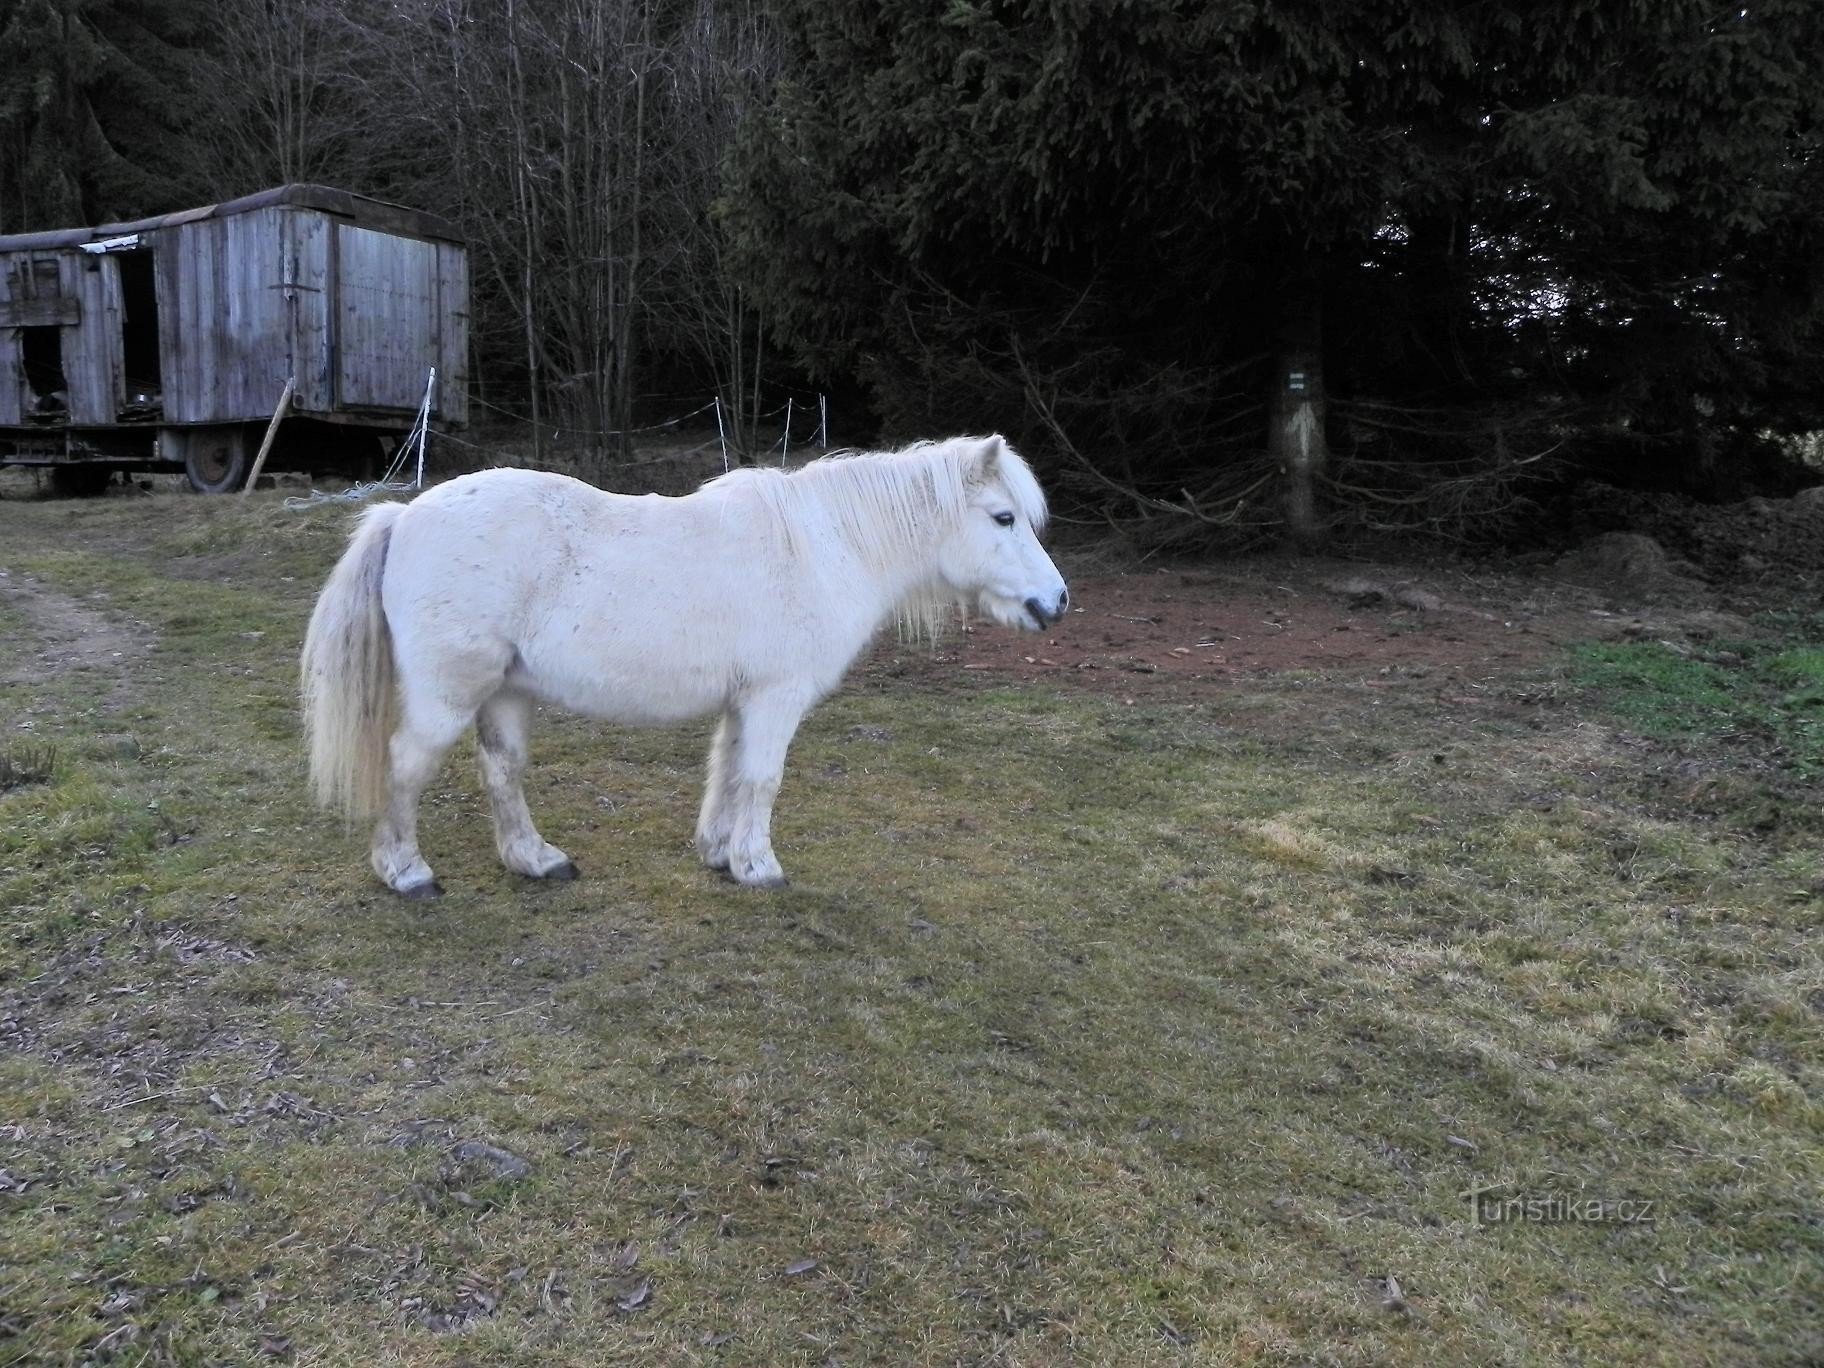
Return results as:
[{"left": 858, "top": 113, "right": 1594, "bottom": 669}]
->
[{"left": 301, "top": 435, "right": 1068, "bottom": 896}]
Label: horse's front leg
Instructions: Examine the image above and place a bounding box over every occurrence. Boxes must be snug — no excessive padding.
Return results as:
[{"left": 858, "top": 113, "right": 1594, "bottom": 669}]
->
[
  {"left": 477, "top": 692, "right": 578, "bottom": 881},
  {"left": 721, "top": 692, "right": 809, "bottom": 889},
  {"left": 694, "top": 711, "right": 740, "bottom": 873}
]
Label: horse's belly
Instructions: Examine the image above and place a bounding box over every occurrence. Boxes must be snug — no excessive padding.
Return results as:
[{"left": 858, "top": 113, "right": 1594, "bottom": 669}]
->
[{"left": 514, "top": 654, "right": 731, "bottom": 727}]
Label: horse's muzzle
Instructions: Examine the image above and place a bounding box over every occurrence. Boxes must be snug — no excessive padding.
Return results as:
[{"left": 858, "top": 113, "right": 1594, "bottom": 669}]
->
[{"left": 1024, "top": 588, "right": 1069, "bottom": 629}]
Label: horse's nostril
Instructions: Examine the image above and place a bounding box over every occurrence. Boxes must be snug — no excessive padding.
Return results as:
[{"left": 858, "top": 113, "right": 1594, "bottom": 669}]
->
[{"left": 1058, "top": 588, "right": 1070, "bottom": 614}]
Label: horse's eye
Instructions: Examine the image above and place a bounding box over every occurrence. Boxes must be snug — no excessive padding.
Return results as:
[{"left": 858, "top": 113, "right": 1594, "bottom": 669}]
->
[{"left": 992, "top": 511, "right": 1016, "bottom": 527}]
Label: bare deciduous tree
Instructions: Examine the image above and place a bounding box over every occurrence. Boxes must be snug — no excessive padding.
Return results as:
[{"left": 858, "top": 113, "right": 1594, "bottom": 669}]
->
[
  {"left": 388, "top": 0, "right": 676, "bottom": 470},
  {"left": 196, "top": 0, "right": 787, "bottom": 474},
  {"left": 647, "top": 0, "right": 780, "bottom": 460},
  {"left": 190, "top": 0, "right": 379, "bottom": 195}
]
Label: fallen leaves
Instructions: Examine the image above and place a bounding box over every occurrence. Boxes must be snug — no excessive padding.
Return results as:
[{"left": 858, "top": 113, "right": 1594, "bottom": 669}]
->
[
  {"left": 614, "top": 1279, "right": 652, "bottom": 1314},
  {"left": 1381, "top": 1274, "right": 1410, "bottom": 1314},
  {"left": 539, "top": 1268, "right": 569, "bottom": 1316},
  {"left": 448, "top": 1139, "right": 533, "bottom": 1181}
]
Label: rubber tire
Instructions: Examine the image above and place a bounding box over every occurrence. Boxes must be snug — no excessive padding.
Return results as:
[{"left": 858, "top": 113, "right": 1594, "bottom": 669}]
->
[{"left": 178, "top": 427, "right": 251, "bottom": 494}]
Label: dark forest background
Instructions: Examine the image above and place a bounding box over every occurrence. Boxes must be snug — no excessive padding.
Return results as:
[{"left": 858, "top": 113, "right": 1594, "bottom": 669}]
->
[{"left": 3, "top": 0, "right": 1821, "bottom": 543}]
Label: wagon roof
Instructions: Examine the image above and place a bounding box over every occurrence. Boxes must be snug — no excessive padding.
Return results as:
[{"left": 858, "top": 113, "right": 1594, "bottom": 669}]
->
[{"left": 0, "top": 184, "right": 463, "bottom": 252}]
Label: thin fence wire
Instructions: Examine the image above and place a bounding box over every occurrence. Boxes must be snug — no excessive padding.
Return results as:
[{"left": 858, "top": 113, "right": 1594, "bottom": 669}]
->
[
  {"left": 281, "top": 384, "right": 829, "bottom": 510},
  {"left": 282, "top": 369, "right": 436, "bottom": 510}
]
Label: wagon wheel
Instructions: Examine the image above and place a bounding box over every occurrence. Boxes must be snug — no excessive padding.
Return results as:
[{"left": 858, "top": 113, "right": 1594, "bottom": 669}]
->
[{"left": 177, "top": 427, "right": 251, "bottom": 494}]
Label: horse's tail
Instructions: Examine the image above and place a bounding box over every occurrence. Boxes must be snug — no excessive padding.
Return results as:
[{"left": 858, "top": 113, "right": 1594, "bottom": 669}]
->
[{"left": 301, "top": 502, "right": 407, "bottom": 821}]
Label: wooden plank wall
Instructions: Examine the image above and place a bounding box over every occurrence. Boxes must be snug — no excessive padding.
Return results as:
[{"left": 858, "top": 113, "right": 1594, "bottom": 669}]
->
[
  {"left": 435, "top": 242, "right": 470, "bottom": 425},
  {"left": 0, "top": 249, "right": 124, "bottom": 425},
  {"left": 0, "top": 295, "right": 81, "bottom": 326},
  {"left": 152, "top": 224, "right": 204, "bottom": 420},
  {"left": 2, "top": 205, "right": 468, "bottom": 432},
  {"left": 0, "top": 256, "right": 22, "bottom": 425},
  {"left": 288, "top": 210, "right": 332, "bottom": 416},
  {"left": 158, "top": 208, "right": 294, "bottom": 424},
  {"left": 77, "top": 252, "right": 125, "bottom": 423},
  {"left": 221, "top": 209, "right": 295, "bottom": 418},
  {"left": 335, "top": 224, "right": 440, "bottom": 413}
]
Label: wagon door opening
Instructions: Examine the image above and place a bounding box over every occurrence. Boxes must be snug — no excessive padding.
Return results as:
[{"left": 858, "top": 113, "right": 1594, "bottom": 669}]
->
[
  {"left": 19, "top": 257, "right": 70, "bottom": 418},
  {"left": 20, "top": 326, "right": 68, "bottom": 418},
  {"left": 117, "top": 249, "right": 162, "bottom": 416}
]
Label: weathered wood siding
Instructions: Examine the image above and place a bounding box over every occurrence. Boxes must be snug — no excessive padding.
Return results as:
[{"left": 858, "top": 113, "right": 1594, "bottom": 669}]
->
[
  {"left": 3, "top": 190, "right": 468, "bottom": 436},
  {"left": 157, "top": 207, "right": 295, "bottom": 423},
  {"left": 0, "top": 258, "right": 22, "bottom": 425},
  {"left": 335, "top": 224, "right": 439, "bottom": 412},
  {"left": 74, "top": 252, "right": 124, "bottom": 423},
  {"left": 288, "top": 209, "right": 333, "bottom": 416},
  {"left": 436, "top": 242, "right": 469, "bottom": 425},
  {"left": 0, "top": 249, "right": 124, "bottom": 425}
]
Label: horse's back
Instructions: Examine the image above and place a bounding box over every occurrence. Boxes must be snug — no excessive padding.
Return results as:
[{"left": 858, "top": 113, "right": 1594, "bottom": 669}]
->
[{"left": 378, "top": 467, "right": 832, "bottom": 724}]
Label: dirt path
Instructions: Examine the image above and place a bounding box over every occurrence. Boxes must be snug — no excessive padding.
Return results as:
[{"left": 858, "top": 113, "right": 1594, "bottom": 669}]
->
[{"left": 0, "top": 564, "right": 154, "bottom": 715}]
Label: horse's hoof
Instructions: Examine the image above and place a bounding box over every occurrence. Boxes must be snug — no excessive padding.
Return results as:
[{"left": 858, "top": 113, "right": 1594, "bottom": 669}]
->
[
  {"left": 398, "top": 878, "right": 444, "bottom": 901},
  {"left": 741, "top": 873, "right": 790, "bottom": 891},
  {"left": 543, "top": 859, "right": 581, "bottom": 882}
]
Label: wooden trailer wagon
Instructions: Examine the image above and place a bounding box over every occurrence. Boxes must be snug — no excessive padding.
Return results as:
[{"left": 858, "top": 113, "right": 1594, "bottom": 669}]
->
[{"left": 0, "top": 185, "right": 467, "bottom": 494}]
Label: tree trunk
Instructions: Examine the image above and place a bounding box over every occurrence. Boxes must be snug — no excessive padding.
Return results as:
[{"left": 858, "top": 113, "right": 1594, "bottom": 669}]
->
[
  {"left": 506, "top": 0, "right": 543, "bottom": 466},
  {"left": 612, "top": 17, "right": 648, "bottom": 466},
  {"left": 1271, "top": 261, "right": 1328, "bottom": 547}
]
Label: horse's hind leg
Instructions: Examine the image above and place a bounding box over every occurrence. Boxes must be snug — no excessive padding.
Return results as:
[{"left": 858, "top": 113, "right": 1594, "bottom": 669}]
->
[
  {"left": 476, "top": 691, "right": 578, "bottom": 881},
  {"left": 371, "top": 706, "right": 467, "bottom": 899},
  {"left": 694, "top": 711, "right": 740, "bottom": 872}
]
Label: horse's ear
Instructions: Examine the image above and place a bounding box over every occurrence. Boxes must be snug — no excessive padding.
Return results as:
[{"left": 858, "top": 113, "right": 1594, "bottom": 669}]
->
[{"left": 968, "top": 435, "right": 1005, "bottom": 486}]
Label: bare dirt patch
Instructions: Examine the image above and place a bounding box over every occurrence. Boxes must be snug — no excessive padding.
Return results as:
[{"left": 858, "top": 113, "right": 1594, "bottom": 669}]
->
[
  {"left": 0, "top": 567, "right": 152, "bottom": 691},
  {"left": 871, "top": 554, "right": 1646, "bottom": 703}
]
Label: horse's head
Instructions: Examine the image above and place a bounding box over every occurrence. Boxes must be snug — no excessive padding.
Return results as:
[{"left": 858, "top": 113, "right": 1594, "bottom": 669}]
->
[{"left": 937, "top": 436, "right": 1069, "bottom": 633}]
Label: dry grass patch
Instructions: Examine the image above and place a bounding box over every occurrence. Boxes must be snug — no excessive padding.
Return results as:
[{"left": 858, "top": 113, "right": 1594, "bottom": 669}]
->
[{"left": 0, "top": 488, "right": 1820, "bottom": 1364}]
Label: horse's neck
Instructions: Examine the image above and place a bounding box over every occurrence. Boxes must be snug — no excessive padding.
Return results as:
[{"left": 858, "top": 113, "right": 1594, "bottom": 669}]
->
[{"left": 795, "top": 477, "right": 950, "bottom": 629}]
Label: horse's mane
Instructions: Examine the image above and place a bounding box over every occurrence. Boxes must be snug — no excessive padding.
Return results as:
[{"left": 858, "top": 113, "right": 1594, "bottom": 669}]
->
[{"left": 703, "top": 436, "right": 1047, "bottom": 641}]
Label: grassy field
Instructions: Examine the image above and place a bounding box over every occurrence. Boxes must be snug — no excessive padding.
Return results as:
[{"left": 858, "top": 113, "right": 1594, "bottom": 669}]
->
[{"left": 1, "top": 485, "right": 1820, "bottom": 1365}]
